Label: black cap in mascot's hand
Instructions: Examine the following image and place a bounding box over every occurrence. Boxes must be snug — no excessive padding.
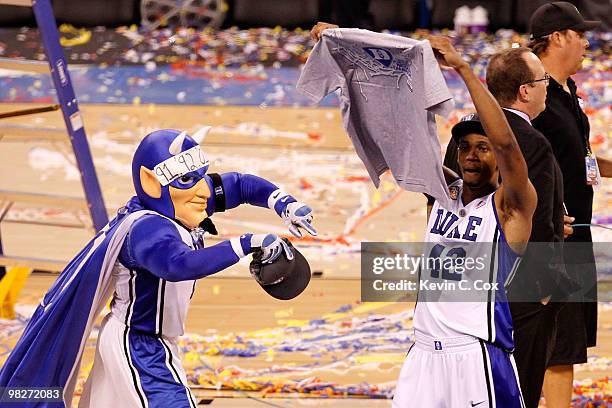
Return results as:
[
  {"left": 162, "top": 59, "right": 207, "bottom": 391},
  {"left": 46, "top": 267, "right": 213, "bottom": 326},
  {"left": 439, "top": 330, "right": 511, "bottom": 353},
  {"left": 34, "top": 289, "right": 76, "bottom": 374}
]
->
[{"left": 249, "top": 238, "right": 311, "bottom": 300}]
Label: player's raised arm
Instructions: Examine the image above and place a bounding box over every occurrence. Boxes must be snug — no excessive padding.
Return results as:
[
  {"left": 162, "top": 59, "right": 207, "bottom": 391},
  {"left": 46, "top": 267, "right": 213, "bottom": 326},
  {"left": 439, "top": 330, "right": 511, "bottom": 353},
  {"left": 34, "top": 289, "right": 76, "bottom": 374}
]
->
[{"left": 428, "top": 36, "right": 536, "bottom": 219}]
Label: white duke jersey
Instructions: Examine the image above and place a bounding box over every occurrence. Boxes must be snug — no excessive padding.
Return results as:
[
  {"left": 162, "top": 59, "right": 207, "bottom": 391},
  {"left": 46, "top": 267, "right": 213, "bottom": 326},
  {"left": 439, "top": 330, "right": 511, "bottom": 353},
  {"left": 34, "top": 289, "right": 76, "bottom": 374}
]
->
[
  {"left": 110, "top": 218, "right": 196, "bottom": 338},
  {"left": 414, "top": 182, "right": 521, "bottom": 351}
]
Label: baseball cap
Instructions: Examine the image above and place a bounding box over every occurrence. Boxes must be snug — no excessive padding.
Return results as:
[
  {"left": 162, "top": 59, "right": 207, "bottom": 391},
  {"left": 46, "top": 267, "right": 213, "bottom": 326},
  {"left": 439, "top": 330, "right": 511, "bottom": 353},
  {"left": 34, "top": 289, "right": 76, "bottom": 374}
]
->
[
  {"left": 451, "top": 113, "right": 486, "bottom": 143},
  {"left": 529, "top": 1, "right": 600, "bottom": 40},
  {"left": 249, "top": 239, "right": 311, "bottom": 300}
]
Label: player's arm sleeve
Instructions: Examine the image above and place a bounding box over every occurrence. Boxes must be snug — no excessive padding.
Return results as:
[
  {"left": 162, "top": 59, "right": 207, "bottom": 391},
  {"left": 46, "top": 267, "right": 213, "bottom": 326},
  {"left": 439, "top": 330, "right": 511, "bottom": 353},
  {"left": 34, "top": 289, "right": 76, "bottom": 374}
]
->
[
  {"left": 422, "top": 41, "right": 455, "bottom": 118},
  {"left": 123, "top": 215, "right": 254, "bottom": 282},
  {"left": 296, "top": 35, "right": 345, "bottom": 103}
]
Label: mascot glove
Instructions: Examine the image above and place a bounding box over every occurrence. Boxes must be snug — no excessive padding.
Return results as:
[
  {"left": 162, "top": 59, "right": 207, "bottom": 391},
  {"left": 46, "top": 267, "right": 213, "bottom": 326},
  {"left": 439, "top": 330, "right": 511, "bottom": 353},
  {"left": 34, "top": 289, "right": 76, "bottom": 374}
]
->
[
  {"left": 281, "top": 202, "right": 317, "bottom": 238},
  {"left": 250, "top": 234, "right": 294, "bottom": 264}
]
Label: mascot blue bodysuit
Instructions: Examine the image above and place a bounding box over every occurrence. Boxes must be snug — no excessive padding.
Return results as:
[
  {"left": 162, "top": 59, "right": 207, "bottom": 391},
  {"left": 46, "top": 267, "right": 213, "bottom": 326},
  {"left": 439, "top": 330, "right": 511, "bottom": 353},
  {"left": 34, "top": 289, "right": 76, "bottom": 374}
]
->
[{"left": 0, "top": 128, "right": 316, "bottom": 407}]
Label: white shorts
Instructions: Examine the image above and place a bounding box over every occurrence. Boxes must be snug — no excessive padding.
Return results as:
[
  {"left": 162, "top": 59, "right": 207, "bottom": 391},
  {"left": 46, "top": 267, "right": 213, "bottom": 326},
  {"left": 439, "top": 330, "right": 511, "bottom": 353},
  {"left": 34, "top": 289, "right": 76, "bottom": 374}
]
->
[
  {"left": 392, "top": 331, "right": 524, "bottom": 408},
  {"left": 79, "top": 314, "right": 197, "bottom": 408}
]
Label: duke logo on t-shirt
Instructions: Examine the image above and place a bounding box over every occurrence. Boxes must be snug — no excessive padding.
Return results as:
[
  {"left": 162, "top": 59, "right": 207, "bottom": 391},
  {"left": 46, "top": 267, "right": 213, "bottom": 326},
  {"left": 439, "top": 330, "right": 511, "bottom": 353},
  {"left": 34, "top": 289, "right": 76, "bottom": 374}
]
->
[{"left": 363, "top": 47, "right": 393, "bottom": 67}]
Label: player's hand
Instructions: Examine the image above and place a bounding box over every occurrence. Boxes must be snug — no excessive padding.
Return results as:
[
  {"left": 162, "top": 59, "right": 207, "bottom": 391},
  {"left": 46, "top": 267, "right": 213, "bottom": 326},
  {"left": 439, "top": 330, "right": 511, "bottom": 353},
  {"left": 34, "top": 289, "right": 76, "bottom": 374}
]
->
[
  {"left": 563, "top": 215, "right": 575, "bottom": 238},
  {"left": 427, "top": 35, "right": 468, "bottom": 71},
  {"left": 250, "top": 233, "right": 294, "bottom": 264},
  {"left": 281, "top": 202, "right": 317, "bottom": 238},
  {"left": 311, "top": 21, "right": 339, "bottom": 42}
]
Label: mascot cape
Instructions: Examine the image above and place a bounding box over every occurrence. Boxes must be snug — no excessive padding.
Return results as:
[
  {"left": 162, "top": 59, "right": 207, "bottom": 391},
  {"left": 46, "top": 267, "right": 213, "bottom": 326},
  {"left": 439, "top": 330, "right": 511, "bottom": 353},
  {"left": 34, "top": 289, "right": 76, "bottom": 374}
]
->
[
  {"left": 0, "top": 207, "right": 153, "bottom": 407},
  {"left": 0, "top": 128, "right": 211, "bottom": 407}
]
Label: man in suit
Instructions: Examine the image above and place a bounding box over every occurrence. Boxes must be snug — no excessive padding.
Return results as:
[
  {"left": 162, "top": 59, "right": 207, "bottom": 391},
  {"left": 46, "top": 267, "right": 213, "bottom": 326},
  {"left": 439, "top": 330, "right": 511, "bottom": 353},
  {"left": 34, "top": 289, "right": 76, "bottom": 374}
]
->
[{"left": 444, "top": 47, "right": 575, "bottom": 408}]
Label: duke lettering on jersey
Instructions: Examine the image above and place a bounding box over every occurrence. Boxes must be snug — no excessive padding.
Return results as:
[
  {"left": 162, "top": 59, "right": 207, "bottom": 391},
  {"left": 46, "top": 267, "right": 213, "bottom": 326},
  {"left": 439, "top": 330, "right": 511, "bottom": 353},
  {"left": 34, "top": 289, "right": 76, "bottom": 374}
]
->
[{"left": 429, "top": 208, "right": 483, "bottom": 242}]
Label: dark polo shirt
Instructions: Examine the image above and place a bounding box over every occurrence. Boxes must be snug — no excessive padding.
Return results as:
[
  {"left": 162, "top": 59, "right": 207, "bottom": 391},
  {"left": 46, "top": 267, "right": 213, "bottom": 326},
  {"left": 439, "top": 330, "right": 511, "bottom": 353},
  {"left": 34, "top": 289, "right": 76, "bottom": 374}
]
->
[{"left": 532, "top": 76, "right": 593, "bottom": 244}]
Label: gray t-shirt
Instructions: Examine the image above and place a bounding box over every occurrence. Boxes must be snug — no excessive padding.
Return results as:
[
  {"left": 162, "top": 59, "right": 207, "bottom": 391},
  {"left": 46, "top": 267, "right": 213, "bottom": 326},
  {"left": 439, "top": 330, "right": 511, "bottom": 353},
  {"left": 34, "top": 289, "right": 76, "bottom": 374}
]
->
[{"left": 297, "top": 28, "right": 454, "bottom": 209}]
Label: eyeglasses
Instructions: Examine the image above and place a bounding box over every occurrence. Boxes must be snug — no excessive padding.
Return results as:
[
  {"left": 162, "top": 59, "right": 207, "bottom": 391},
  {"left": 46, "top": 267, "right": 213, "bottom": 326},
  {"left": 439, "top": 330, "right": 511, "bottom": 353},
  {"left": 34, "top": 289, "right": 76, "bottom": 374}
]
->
[{"left": 523, "top": 73, "right": 551, "bottom": 85}]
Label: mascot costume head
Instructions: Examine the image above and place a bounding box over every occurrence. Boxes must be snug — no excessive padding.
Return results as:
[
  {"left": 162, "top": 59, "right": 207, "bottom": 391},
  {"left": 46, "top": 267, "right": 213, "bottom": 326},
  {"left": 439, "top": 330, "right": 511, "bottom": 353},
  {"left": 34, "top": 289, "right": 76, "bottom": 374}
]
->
[{"left": 132, "top": 127, "right": 213, "bottom": 228}]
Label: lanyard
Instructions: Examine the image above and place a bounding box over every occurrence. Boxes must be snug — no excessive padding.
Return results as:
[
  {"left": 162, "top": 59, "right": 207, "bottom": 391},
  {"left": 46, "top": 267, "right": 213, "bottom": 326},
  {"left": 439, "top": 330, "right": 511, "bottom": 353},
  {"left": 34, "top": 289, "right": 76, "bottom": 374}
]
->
[{"left": 566, "top": 81, "right": 591, "bottom": 155}]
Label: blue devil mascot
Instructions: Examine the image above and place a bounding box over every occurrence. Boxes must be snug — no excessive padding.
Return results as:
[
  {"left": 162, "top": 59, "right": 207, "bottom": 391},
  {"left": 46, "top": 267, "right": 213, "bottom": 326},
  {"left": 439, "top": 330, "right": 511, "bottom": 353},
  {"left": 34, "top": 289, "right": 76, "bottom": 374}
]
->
[{"left": 0, "top": 128, "right": 316, "bottom": 407}]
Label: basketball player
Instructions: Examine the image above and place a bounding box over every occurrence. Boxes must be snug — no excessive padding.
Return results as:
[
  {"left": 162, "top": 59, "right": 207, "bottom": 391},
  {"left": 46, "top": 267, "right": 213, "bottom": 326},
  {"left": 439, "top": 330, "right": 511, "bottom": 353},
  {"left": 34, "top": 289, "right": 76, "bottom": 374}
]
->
[
  {"left": 392, "top": 36, "right": 536, "bottom": 407},
  {"left": 0, "top": 127, "right": 317, "bottom": 407}
]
